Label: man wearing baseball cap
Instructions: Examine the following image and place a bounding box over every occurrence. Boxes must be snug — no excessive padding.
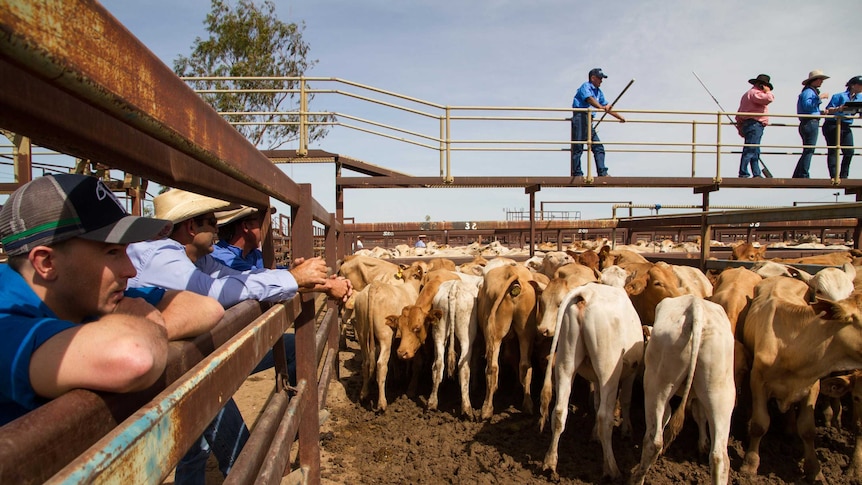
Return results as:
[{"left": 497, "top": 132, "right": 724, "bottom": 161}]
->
[
  {"left": 822, "top": 75, "right": 862, "bottom": 179},
  {"left": 570, "top": 67, "right": 626, "bottom": 177},
  {"left": 0, "top": 174, "right": 223, "bottom": 425}
]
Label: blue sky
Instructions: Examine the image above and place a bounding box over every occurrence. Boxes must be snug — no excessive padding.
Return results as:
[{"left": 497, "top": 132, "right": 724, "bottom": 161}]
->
[{"left": 18, "top": 1, "right": 862, "bottom": 222}]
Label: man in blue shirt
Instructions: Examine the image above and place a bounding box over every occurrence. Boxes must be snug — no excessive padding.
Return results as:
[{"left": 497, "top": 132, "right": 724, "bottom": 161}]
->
[
  {"left": 793, "top": 70, "right": 830, "bottom": 178},
  {"left": 212, "top": 205, "right": 269, "bottom": 271},
  {"left": 570, "top": 68, "right": 626, "bottom": 177},
  {"left": 822, "top": 75, "right": 862, "bottom": 179},
  {"left": 0, "top": 174, "right": 222, "bottom": 425}
]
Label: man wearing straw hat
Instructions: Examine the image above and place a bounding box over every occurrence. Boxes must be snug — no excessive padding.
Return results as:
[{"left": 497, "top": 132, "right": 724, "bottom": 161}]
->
[
  {"left": 212, "top": 205, "right": 274, "bottom": 271},
  {"left": 793, "top": 70, "right": 830, "bottom": 178},
  {"left": 0, "top": 174, "right": 223, "bottom": 426},
  {"left": 127, "top": 189, "right": 352, "bottom": 307}
]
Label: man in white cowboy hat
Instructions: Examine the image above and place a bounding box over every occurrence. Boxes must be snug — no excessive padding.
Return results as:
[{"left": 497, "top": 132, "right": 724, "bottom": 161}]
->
[
  {"left": 735, "top": 73, "right": 775, "bottom": 178},
  {"left": 0, "top": 174, "right": 223, "bottom": 426},
  {"left": 793, "top": 70, "right": 830, "bottom": 178}
]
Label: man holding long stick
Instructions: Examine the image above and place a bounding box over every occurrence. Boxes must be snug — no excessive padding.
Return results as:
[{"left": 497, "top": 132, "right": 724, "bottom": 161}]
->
[{"left": 570, "top": 68, "right": 626, "bottom": 177}]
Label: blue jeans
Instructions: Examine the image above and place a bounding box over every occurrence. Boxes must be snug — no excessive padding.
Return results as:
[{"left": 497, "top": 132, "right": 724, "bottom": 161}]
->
[
  {"left": 174, "top": 333, "right": 297, "bottom": 484},
  {"left": 793, "top": 118, "right": 819, "bottom": 178},
  {"left": 823, "top": 121, "right": 854, "bottom": 179},
  {"left": 570, "top": 113, "right": 607, "bottom": 176},
  {"left": 738, "top": 119, "right": 764, "bottom": 177}
]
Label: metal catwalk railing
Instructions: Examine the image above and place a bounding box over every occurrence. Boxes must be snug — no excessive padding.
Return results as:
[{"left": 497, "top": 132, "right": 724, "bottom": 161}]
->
[{"left": 183, "top": 76, "right": 860, "bottom": 185}]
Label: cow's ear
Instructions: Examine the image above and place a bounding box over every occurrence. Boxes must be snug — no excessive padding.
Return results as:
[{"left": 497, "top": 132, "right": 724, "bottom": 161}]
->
[
  {"left": 528, "top": 280, "right": 545, "bottom": 295},
  {"left": 385, "top": 315, "right": 400, "bottom": 330},
  {"left": 820, "top": 375, "right": 854, "bottom": 398},
  {"left": 426, "top": 309, "right": 443, "bottom": 325},
  {"left": 599, "top": 245, "right": 610, "bottom": 256},
  {"left": 813, "top": 296, "right": 861, "bottom": 323},
  {"left": 625, "top": 277, "right": 646, "bottom": 296}
]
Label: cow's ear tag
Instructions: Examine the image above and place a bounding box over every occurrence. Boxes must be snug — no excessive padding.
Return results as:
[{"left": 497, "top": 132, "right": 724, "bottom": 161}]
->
[
  {"left": 510, "top": 284, "right": 521, "bottom": 296},
  {"left": 396, "top": 270, "right": 403, "bottom": 279}
]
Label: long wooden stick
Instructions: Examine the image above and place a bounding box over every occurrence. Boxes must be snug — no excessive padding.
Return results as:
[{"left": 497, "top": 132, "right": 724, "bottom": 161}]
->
[{"left": 593, "top": 78, "right": 635, "bottom": 129}]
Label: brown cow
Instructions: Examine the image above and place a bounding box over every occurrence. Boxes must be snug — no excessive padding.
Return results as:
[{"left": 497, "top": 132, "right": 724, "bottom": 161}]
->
[
  {"left": 708, "top": 266, "right": 762, "bottom": 335},
  {"left": 477, "top": 264, "right": 540, "bottom": 420},
  {"left": 741, "top": 275, "right": 862, "bottom": 482},
  {"left": 623, "top": 262, "right": 684, "bottom": 325},
  {"left": 388, "top": 270, "right": 460, "bottom": 361},
  {"left": 566, "top": 249, "right": 600, "bottom": 272},
  {"left": 732, "top": 242, "right": 767, "bottom": 261}
]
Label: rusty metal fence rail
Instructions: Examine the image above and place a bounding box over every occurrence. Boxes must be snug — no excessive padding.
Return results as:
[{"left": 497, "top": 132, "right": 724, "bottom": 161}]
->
[{"left": 0, "top": 1, "right": 343, "bottom": 484}]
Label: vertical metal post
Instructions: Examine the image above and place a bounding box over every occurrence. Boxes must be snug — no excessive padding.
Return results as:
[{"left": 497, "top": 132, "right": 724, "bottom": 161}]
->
[
  {"left": 715, "top": 113, "right": 722, "bottom": 183},
  {"left": 298, "top": 78, "right": 308, "bottom": 157},
  {"left": 833, "top": 122, "right": 841, "bottom": 184},
  {"left": 586, "top": 109, "right": 594, "bottom": 183},
  {"left": 700, "top": 191, "right": 711, "bottom": 271},
  {"left": 691, "top": 120, "right": 697, "bottom": 177},
  {"left": 439, "top": 116, "right": 445, "bottom": 178},
  {"left": 291, "top": 184, "right": 320, "bottom": 484},
  {"left": 444, "top": 107, "right": 453, "bottom": 183}
]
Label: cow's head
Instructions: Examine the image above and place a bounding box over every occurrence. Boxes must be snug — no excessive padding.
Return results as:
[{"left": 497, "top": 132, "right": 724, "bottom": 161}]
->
[
  {"left": 731, "top": 242, "right": 767, "bottom": 261},
  {"left": 386, "top": 305, "right": 442, "bottom": 360},
  {"left": 812, "top": 292, "right": 862, "bottom": 325},
  {"left": 624, "top": 265, "right": 683, "bottom": 324}
]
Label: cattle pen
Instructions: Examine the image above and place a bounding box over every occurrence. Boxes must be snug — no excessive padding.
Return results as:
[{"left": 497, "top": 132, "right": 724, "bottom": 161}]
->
[{"left": 1, "top": 2, "right": 862, "bottom": 484}]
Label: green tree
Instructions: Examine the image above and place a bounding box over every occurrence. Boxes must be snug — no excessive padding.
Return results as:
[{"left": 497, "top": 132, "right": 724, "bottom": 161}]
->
[{"left": 174, "top": 0, "right": 333, "bottom": 149}]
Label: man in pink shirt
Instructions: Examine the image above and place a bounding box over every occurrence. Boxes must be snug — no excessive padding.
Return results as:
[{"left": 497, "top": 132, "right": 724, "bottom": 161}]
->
[{"left": 735, "top": 74, "right": 775, "bottom": 177}]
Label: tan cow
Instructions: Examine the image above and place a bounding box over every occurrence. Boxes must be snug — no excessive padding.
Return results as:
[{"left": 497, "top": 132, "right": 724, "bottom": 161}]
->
[
  {"left": 741, "top": 275, "right": 862, "bottom": 482},
  {"left": 477, "top": 263, "right": 539, "bottom": 420},
  {"left": 623, "top": 262, "right": 684, "bottom": 325},
  {"left": 773, "top": 249, "right": 862, "bottom": 266},
  {"left": 597, "top": 246, "right": 649, "bottom": 269},
  {"left": 457, "top": 255, "right": 488, "bottom": 277},
  {"left": 732, "top": 241, "right": 767, "bottom": 261},
  {"left": 656, "top": 262, "right": 713, "bottom": 298},
  {"left": 353, "top": 274, "right": 423, "bottom": 412},
  {"left": 709, "top": 266, "right": 762, "bottom": 335}
]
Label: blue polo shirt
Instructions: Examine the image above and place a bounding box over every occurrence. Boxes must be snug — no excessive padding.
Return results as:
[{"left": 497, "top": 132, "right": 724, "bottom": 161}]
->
[
  {"left": 0, "top": 264, "right": 165, "bottom": 425},
  {"left": 797, "top": 86, "right": 823, "bottom": 118},
  {"left": 212, "top": 240, "right": 264, "bottom": 271},
  {"left": 572, "top": 81, "right": 607, "bottom": 116},
  {"left": 825, "top": 90, "right": 862, "bottom": 125}
]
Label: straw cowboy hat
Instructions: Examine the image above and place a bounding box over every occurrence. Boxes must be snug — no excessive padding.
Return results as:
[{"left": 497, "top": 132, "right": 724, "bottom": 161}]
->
[
  {"left": 802, "top": 70, "right": 829, "bottom": 85},
  {"left": 216, "top": 205, "right": 276, "bottom": 226},
  {"left": 154, "top": 189, "right": 238, "bottom": 224},
  {"left": 748, "top": 74, "right": 773, "bottom": 90}
]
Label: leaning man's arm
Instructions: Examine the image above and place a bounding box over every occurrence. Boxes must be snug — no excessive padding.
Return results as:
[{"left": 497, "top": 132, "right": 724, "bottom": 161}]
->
[
  {"left": 155, "top": 290, "right": 225, "bottom": 340},
  {"left": 29, "top": 315, "right": 168, "bottom": 399}
]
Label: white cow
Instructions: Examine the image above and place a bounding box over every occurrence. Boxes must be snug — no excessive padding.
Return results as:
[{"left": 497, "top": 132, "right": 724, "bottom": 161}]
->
[
  {"left": 630, "top": 295, "right": 736, "bottom": 485},
  {"left": 537, "top": 283, "right": 644, "bottom": 480},
  {"left": 426, "top": 279, "right": 480, "bottom": 418}
]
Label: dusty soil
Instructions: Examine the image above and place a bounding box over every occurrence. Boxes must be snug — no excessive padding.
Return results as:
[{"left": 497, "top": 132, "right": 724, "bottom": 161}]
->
[
  {"left": 315, "top": 326, "right": 862, "bottom": 485},
  {"left": 179, "top": 326, "right": 862, "bottom": 485}
]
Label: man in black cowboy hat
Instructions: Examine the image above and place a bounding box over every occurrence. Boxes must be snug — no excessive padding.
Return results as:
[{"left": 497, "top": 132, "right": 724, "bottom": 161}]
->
[{"left": 735, "top": 74, "right": 775, "bottom": 178}]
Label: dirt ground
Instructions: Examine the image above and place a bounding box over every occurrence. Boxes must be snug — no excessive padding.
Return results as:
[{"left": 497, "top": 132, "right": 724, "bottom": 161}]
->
[{"left": 182, "top": 328, "right": 862, "bottom": 485}]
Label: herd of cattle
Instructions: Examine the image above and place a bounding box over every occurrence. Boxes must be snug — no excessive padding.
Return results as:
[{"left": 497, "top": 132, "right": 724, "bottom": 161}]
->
[{"left": 335, "top": 243, "right": 862, "bottom": 484}]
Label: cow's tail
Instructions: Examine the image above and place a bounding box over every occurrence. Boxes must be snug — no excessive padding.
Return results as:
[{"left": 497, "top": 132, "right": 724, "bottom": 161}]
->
[
  {"left": 663, "top": 296, "right": 703, "bottom": 448},
  {"left": 361, "top": 286, "right": 377, "bottom": 378},
  {"left": 446, "top": 282, "right": 458, "bottom": 378},
  {"left": 539, "top": 287, "right": 582, "bottom": 433}
]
